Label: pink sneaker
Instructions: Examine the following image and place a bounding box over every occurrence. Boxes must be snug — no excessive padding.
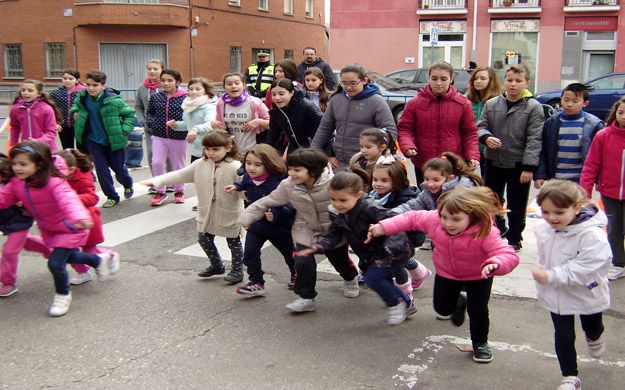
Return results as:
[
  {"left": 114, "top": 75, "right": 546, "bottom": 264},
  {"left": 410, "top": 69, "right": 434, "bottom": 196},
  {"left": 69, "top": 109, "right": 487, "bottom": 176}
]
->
[
  {"left": 410, "top": 263, "right": 432, "bottom": 289},
  {"left": 0, "top": 284, "right": 18, "bottom": 298}
]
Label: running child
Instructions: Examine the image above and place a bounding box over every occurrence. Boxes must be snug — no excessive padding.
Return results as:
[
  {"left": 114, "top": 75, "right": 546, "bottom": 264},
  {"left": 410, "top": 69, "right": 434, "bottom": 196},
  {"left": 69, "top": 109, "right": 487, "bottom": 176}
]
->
[
  {"left": 349, "top": 127, "right": 398, "bottom": 180},
  {"left": 0, "top": 153, "right": 35, "bottom": 297},
  {"left": 142, "top": 131, "right": 245, "bottom": 283},
  {"left": 580, "top": 96, "right": 625, "bottom": 280},
  {"left": 56, "top": 148, "right": 120, "bottom": 286},
  {"left": 224, "top": 144, "right": 296, "bottom": 296},
  {"left": 369, "top": 160, "right": 431, "bottom": 289},
  {"left": 50, "top": 69, "right": 87, "bottom": 151},
  {"left": 478, "top": 63, "right": 544, "bottom": 251},
  {"left": 0, "top": 141, "right": 119, "bottom": 316},
  {"left": 303, "top": 67, "right": 331, "bottom": 112},
  {"left": 368, "top": 186, "right": 519, "bottom": 363},
  {"left": 535, "top": 83, "right": 604, "bottom": 188},
  {"left": 212, "top": 72, "right": 269, "bottom": 154},
  {"left": 532, "top": 179, "right": 611, "bottom": 390},
  {"left": 145, "top": 68, "right": 188, "bottom": 206},
  {"left": 9, "top": 79, "right": 61, "bottom": 152},
  {"left": 239, "top": 148, "right": 360, "bottom": 313},
  {"left": 298, "top": 171, "right": 414, "bottom": 325},
  {"left": 71, "top": 70, "right": 136, "bottom": 208}
]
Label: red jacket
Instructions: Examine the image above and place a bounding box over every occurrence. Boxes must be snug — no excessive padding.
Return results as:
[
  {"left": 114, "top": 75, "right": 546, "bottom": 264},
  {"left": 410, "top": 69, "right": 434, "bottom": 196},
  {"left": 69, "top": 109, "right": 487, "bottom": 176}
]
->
[
  {"left": 67, "top": 168, "right": 103, "bottom": 246},
  {"left": 397, "top": 85, "right": 479, "bottom": 169},
  {"left": 580, "top": 123, "right": 625, "bottom": 200}
]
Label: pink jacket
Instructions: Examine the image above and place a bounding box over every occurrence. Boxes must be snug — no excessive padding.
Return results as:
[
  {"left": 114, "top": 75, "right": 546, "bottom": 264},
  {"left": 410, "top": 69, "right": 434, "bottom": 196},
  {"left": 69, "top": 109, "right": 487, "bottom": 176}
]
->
[
  {"left": 380, "top": 210, "right": 519, "bottom": 281},
  {"left": 580, "top": 123, "right": 625, "bottom": 200},
  {"left": 9, "top": 99, "right": 58, "bottom": 152},
  {"left": 0, "top": 176, "right": 91, "bottom": 248},
  {"left": 215, "top": 96, "right": 269, "bottom": 134}
]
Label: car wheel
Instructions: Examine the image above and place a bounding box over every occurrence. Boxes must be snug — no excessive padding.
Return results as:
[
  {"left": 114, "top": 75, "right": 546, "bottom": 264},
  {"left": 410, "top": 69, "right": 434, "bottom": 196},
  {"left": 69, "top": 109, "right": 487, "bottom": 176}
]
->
[
  {"left": 393, "top": 106, "right": 404, "bottom": 123},
  {"left": 547, "top": 99, "right": 562, "bottom": 111}
]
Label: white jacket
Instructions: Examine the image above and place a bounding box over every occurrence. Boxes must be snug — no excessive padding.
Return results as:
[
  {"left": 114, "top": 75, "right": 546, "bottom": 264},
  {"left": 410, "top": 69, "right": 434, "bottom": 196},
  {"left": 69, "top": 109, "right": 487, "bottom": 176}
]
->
[{"left": 534, "top": 206, "right": 611, "bottom": 315}]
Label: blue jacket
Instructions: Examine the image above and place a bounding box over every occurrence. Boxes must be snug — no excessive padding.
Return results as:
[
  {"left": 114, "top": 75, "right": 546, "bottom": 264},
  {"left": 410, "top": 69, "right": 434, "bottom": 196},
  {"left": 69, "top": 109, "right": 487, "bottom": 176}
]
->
[
  {"left": 535, "top": 111, "right": 604, "bottom": 180},
  {"left": 145, "top": 89, "right": 188, "bottom": 140},
  {"left": 234, "top": 173, "right": 295, "bottom": 234}
]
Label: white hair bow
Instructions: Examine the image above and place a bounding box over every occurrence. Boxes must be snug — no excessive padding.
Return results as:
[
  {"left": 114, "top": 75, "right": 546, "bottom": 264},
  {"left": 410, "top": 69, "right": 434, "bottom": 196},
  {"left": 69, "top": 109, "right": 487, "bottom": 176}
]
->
[{"left": 376, "top": 155, "right": 396, "bottom": 165}]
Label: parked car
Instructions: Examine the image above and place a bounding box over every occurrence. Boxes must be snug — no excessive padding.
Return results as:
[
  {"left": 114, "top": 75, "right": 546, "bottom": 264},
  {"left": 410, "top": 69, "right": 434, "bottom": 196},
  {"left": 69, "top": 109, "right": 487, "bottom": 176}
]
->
[
  {"left": 333, "top": 71, "right": 417, "bottom": 123},
  {"left": 384, "top": 68, "right": 472, "bottom": 93},
  {"left": 535, "top": 72, "right": 625, "bottom": 121}
]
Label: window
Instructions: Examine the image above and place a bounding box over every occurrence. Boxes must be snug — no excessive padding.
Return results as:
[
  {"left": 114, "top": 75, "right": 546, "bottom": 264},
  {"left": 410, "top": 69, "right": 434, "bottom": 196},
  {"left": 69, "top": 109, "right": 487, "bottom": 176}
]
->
[
  {"left": 45, "top": 43, "right": 66, "bottom": 78},
  {"left": 284, "top": 49, "right": 294, "bottom": 60},
  {"left": 284, "top": 0, "right": 293, "bottom": 14},
  {"left": 229, "top": 46, "right": 241, "bottom": 72},
  {"left": 4, "top": 44, "right": 23, "bottom": 77},
  {"left": 305, "top": 0, "right": 314, "bottom": 18},
  {"left": 258, "top": 0, "right": 268, "bottom": 10},
  {"left": 228, "top": 0, "right": 241, "bottom": 6}
]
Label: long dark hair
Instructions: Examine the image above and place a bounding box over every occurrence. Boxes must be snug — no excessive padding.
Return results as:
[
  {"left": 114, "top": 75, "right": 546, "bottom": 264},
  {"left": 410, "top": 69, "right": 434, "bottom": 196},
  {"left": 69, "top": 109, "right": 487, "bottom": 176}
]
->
[
  {"left": 606, "top": 96, "right": 625, "bottom": 125},
  {"left": 303, "top": 67, "right": 330, "bottom": 111},
  {"left": 9, "top": 141, "right": 64, "bottom": 187},
  {"left": 275, "top": 59, "right": 298, "bottom": 81}
]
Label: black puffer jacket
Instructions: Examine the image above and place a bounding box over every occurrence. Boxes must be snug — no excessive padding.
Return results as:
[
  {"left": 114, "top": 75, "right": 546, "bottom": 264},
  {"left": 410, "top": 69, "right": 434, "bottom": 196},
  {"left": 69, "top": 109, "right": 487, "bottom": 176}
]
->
[
  {"left": 266, "top": 92, "right": 323, "bottom": 154},
  {"left": 384, "top": 186, "right": 420, "bottom": 209},
  {"left": 314, "top": 195, "right": 412, "bottom": 267}
]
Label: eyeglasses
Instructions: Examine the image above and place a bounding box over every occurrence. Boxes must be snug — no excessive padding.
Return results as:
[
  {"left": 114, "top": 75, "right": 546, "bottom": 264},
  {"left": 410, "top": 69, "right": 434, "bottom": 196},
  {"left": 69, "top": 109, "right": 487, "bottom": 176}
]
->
[{"left": 339, "top": 80, "right": 363, "bottom": 88}]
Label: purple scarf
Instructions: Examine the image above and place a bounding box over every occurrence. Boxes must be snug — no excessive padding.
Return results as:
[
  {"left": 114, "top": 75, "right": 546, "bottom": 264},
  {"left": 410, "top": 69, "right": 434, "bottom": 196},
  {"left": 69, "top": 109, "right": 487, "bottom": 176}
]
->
[{"left": 221, "top": 90, "right": 249, "bottom": 106}]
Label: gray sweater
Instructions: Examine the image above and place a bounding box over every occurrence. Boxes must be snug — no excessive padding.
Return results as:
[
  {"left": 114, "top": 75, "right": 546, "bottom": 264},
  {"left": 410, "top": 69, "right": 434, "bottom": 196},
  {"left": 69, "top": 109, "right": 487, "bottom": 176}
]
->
[
  {"left": 310, "top": 92, "right": 396, "bottom": 167},
  {"left": 477, "top": 94, "right": 544, "bottom": 170}
]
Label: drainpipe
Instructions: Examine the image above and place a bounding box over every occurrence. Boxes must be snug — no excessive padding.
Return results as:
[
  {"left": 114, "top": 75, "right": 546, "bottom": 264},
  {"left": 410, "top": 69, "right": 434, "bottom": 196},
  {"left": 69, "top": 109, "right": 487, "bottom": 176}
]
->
[{"left": 471, "top": 0, "right": 478, "bottom": 63}]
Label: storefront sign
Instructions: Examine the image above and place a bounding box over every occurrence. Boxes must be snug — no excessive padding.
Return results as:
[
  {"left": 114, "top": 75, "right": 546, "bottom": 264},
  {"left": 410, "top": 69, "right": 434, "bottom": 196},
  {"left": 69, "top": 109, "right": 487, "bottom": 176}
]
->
[
  {"left": 491, "top": 19, "right": 540, "bottom": 33},
  {"left": 420, "top": 21, "right": 467, "bottom": 34},
  {"left": 564, "top": 17, "right": 618, "bottom": 32}
]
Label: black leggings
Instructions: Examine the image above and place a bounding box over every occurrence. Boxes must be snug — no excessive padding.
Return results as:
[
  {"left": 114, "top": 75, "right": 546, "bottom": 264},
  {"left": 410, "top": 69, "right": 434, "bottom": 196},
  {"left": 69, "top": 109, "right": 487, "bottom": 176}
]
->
[{"left": 550, "top": 312, "right": 604, "bottom": 377}]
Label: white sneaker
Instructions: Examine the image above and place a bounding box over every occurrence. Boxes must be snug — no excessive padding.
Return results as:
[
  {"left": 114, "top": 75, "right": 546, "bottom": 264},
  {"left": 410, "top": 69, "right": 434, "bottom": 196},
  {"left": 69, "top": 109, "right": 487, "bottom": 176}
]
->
[
  {"left": 49, "top": 293, "right": 72, "bottom": 317},
  {"left": 108, "top": 252, "right": 120, "bottom": 275},
  {"left": 557, "top": 376, "right": 581, "bottom": 390},
  {"left": 586, "top": 336, "right": 605, "bottom": 358},
  {"left": 69, "top": 269, "right": 93, "bottom": 285},
  {"left": 387, "top": 303, "right": 407, "bottom": 325},
  {"left": 607, "top": 266, "right": 625, "bottom": 281},
  {"left": 286, "top": 298, "right": 316, "bottom": 312},
  {"left": 343, "top": 277, "right": 359, "bottom": 298},
  {"left": 96, "top": 253, "right": 111, "bottom": 278}
]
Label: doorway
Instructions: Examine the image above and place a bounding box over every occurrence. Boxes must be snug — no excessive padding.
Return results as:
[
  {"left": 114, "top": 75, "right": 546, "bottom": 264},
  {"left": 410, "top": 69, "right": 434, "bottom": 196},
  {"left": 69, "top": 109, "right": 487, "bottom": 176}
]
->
[{"left": 419, "top": 34, "right": 465, "bottom": 69}]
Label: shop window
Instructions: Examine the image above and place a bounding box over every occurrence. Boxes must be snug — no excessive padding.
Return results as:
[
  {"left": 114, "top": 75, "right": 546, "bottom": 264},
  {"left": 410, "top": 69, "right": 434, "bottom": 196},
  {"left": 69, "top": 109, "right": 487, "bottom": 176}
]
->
[
  {"left": 229, "top": 46, "right": 241, "bottom": 72},
  {"left": 305, "top": 0, "right": 313, "bottom": 18},
  {"left": 491, "top": 31, "right": 538, "bottom": 92},
  {"left": 3, "top": 44, "right": 23, "bottom": 77},
  {"left": 46, "top": 43, "right": 66, "bottom": 78}
]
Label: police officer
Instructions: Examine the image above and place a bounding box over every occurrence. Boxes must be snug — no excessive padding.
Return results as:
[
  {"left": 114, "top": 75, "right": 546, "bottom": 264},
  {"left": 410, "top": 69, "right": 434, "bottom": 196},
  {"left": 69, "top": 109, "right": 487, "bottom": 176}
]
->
[{"left": 245, "top": 51, "right": 274, "bottom": 98}]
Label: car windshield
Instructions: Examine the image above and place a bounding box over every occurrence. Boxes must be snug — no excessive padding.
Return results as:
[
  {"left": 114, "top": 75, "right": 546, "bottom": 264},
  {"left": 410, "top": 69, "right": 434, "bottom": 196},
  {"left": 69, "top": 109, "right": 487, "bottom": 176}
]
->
[{"left": 367, "top": 72, "right": 404, "bottom": 91}]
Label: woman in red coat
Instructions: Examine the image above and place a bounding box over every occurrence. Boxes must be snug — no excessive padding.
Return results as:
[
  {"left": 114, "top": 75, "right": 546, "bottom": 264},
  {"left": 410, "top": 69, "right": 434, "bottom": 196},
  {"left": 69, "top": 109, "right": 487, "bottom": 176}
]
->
[
  {"left": 57, "top": 149, "right": 118, "bottom": 285},
  {"left": 397, "top": 61, "right": 480, "bottom": 184}
]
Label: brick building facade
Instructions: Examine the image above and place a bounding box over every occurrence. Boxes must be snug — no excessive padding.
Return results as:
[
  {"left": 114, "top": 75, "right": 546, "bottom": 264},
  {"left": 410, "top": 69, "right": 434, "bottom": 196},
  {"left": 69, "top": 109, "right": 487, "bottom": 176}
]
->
[{"left": 0, "top": 0, "right": 327, "bottom": 90}]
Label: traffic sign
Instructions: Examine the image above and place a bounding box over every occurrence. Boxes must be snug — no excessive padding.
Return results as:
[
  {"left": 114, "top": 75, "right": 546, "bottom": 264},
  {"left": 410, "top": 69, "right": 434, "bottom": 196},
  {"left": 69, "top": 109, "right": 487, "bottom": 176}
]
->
[{"left": 430, "top": 26, "right": 439, "bottom": 46}]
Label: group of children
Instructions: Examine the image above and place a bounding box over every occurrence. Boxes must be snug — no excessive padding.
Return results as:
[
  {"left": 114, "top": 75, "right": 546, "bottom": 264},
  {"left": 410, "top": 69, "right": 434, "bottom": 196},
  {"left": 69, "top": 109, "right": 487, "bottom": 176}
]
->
[{"left": 1, "top": 59, "right": 624, "bottom": 390}]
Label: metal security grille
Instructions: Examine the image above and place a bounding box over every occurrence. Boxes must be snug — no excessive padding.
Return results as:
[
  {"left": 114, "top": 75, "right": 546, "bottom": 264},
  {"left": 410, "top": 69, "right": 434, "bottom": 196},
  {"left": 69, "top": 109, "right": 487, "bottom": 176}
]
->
[
  {"left": 230, "top": 46, "right": 242, "bottom": 72},
  {"left": 99, "top": 43, "right": 167, "bottom": 101},
  {"left": 46, "top": 43, "right": 66, "bottom": 78},
  {"left": 4, "top": 44, "right": 23, "bottom": 77}
]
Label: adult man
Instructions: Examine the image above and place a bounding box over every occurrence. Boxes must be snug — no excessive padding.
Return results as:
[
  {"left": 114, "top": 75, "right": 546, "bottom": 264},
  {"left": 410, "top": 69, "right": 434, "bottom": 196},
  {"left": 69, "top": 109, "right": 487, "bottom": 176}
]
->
[
  {"left": 245, "top": 52, "right": 274, "bottom": 98},
  {"left": 296, "top": 47, "right": 336, "bottom": 90}
]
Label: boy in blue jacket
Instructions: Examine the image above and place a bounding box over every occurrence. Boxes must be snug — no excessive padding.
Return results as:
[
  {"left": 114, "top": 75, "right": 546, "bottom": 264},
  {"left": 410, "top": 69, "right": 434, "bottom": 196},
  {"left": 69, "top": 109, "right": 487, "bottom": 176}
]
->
[{"left": 534, "top": 83, "right": 604, "bottom": 188}]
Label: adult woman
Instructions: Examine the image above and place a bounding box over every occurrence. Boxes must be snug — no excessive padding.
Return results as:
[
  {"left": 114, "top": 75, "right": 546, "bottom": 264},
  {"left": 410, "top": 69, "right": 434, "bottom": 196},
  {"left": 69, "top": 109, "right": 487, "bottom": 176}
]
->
[
  {"left": 265, "top": 79, "right": 323, "bottom": 154},
  {"left": 310, "top": 64, "right": 396, "bottom": 169},
  {"left": 398, "top": 61, "right": 479, "bottom": 184}
]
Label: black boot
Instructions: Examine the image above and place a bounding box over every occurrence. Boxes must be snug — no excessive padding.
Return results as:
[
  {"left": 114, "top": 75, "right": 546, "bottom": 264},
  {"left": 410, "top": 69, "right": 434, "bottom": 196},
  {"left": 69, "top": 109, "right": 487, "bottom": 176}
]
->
[
  {"left": 224, "top": 257, "right": 244, "bottom": 283},
  {"left": 198, "top": 264, "right": 225, "bottom": 278}
]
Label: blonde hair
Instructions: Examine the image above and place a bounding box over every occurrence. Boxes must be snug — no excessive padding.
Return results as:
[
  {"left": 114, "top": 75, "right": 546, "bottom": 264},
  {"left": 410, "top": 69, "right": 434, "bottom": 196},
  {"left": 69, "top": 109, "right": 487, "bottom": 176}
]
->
[
  {"left": 536, "top": 179, "right": 588, "bottom": 209},
  {"left": 437, "top": 187, "right": 505, "bottom": 238},
  {"left": 466, "top": 66, "right": 501, "bottom": 103}
]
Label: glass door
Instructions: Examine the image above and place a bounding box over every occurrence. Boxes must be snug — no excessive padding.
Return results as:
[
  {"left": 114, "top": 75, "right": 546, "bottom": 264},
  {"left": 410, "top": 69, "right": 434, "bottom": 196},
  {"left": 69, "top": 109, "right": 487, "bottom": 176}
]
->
[{"left": 420, "top": 34, "right": 465, "bottom": 68}]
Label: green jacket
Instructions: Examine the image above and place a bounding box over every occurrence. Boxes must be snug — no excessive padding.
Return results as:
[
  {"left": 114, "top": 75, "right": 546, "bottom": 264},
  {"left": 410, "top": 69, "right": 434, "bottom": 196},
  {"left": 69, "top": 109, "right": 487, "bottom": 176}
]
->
[{"left": 71, "top": 89, "right": 136, "bottom": 151}]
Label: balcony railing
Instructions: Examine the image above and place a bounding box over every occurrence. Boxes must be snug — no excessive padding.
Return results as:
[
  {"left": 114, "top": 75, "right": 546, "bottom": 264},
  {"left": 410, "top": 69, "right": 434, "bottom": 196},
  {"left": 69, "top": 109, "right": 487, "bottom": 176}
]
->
[
  {"left": 489, "top": 0, "right": 541, "bottom": 13},
  {"left": 75, "top": 0, "right": 188, "bottom": 5},
  {"left": 417, "top": 0, "right": 468, "bottom": 14},
  {"left": 489, "top": 0, "right": 540, "bottom": 7},
  {"left": 564, "top": 0, "right": 620, "bottom": 11}
]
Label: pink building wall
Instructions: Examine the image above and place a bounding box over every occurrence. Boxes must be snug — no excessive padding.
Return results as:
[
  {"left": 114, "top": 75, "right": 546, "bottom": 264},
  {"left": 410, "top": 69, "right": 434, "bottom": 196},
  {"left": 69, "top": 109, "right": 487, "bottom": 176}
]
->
[{"left": 329, "top": 0, "right": 624, "bottom": 93}]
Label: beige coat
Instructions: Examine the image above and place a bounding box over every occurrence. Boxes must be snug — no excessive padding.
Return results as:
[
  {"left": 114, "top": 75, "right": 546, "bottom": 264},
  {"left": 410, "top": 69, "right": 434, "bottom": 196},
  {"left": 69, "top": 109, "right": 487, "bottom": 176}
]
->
[
  {"left": 153, "top": 158, "right": 243, "bottom": 237},
  {"left": 239, "top": 168, "right": 333, "bottom": 246}
]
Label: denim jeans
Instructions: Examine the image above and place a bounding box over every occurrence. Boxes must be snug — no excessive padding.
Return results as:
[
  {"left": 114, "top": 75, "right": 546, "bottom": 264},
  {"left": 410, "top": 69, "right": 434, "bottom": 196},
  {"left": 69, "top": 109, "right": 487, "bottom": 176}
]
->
[
  {"left": 364, "top": 266, "right": 410, "bottom": 307},
  {"left": 87, "top": 140, "right": 133, "bottom": 202},
  {"left": 243, "top": 229, "right": 295, "bottom": 284},
  {"left": 48, "top": 248, "right": 100, "bottom": 295}
]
